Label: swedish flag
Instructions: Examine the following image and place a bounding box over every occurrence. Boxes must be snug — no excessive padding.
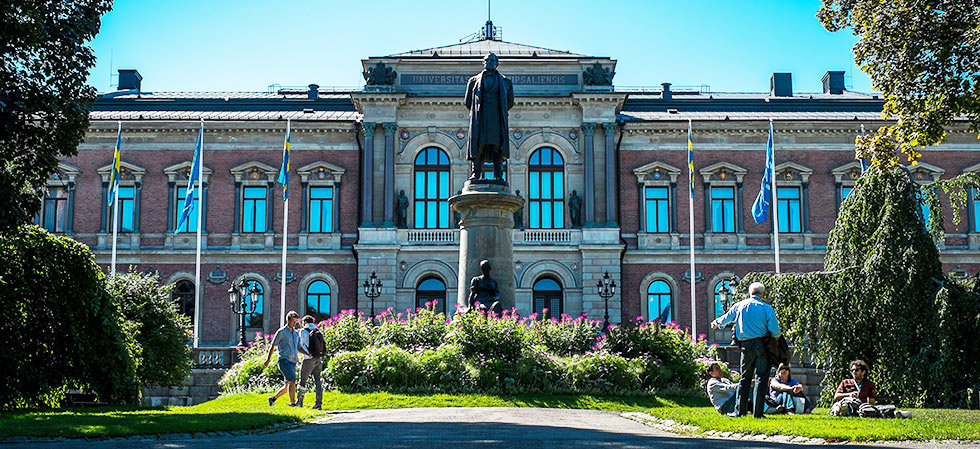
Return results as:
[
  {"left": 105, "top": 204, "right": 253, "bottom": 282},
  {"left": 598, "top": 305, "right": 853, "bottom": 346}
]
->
[
  {"left": 688, "top": 120, "right": 695, "bottom": 198},
  {"left": 175, "top": 121, "right": 204, "bottom": 234},
  {"left": 108, "top": 122, "right": 122, "bottom": 206},
  {"left": 277, "top": 120, "right": 290, "bottom": 200}
]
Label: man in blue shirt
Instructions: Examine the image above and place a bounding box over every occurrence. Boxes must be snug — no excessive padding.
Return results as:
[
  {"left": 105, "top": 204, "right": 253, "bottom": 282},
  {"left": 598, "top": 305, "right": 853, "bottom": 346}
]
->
[
  {"left": 711, "top": 282, "right": 781, "bottom": 418},
  {"left": 264, "top": 310, "right": 300, "bottom": 406}
]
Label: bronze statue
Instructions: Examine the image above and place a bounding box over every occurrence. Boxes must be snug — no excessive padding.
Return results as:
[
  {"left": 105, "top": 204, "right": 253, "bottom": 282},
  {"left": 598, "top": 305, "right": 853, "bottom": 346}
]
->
[
  {"left": 396, "top": 190, "right": 409, "bottom": 228},
  {"left": 464, "top": 53, "right": 515, "bottom": 182},
  {"left": 467, "top": 259, "right": 500, "bottom": 310},
  {"left": 513, "top": 190, "right": 523, "bottom": 228},
  {"left": 569, "top": 190, "right": 583, "bottom": 227},
  {"left": 453, "top": 190, "right": 462, "bottom": 227}
]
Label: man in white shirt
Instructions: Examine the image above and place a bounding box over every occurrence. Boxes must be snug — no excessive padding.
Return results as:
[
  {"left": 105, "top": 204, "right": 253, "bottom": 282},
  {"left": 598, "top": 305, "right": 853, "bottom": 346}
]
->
[{"left": 706, "top": 362, "right": 739, "bottom": 415}]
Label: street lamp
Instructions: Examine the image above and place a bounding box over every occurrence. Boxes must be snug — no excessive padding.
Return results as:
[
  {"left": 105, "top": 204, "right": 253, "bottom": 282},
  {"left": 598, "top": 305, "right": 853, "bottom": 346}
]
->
[
  {"left": 362, "top": 271, "right": 382, "bottom": 321},
  {"left": 717, "top": 274, "right": 740, "bottom": 312},
  {"left": 229, "top": 279, "right": 260, "bottom": 347},
  {"left": 596, "top": 271, "right": 616, "bottom": 329}
]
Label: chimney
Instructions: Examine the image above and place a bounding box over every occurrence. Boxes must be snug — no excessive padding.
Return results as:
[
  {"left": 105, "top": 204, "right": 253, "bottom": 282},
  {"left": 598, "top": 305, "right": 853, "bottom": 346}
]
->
[
  {"left": 307, "top": 84, "right": 319, "bottom": 99},
  {"left": 821, "top": 71, "right": 845, "bottom": 94},
  {"left": 117, "top": 69, "right": 142, "bottom": 91},
  {"left": 661, "top": 83, "right": 672, "bottom": 100},
  {"left": 770, "top": 72, "right": 792, "bottom": 97}
]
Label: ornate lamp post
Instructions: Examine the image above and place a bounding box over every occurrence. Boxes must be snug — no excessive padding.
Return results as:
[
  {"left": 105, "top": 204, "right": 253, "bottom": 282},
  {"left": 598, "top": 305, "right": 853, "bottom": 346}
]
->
[
  {"left": 718, "top": 274, "right": 740, "bottom": 312},
  {"left": 362, "top": 271, "right": 382, "bottom": 321},
  {"left": 596, "top": 271, "right": 616, "bottom": 329},
  {"left": 229, "top": 279, "right": 260, "bottom": 347}
]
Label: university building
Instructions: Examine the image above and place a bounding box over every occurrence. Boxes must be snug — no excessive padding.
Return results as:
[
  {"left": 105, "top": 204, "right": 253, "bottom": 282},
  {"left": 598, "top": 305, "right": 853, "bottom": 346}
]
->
[{"left": 49, "top": 24, "right": 980, "bottom": 347}]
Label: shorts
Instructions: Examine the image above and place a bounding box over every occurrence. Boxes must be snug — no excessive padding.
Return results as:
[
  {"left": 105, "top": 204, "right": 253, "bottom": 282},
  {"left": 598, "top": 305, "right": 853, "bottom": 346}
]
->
[{"left": 277, "top": 358, "right": 297, "bottom": 382}]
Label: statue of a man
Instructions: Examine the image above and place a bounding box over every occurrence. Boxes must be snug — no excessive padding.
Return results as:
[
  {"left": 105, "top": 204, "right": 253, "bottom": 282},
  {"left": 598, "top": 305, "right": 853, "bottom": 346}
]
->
[
  {"left": 464, "top": 53, "right": 515, "bottom": 181},
  {"left": 467, "top": 259, "right": 500, "bottom": 310},
  {"left": 396, "top": 190, "right": 409, "bottom": 228},
  {"left": 569, "top": 190, "right": 583, "bottom": 227},
  {"left": 513, "top": 190, "right": 524, "bottom": 229}
]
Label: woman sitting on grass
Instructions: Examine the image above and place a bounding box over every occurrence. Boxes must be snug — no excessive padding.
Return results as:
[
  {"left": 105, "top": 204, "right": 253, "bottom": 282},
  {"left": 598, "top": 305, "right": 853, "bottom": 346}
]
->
[{"left": 769, "top": 363, "right": 813, "bottom": 414}]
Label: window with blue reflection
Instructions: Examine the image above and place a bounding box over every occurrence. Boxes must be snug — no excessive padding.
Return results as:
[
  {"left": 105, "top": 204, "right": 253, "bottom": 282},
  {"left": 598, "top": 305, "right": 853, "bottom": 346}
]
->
[
  {"left": 415, "top": 277, "right": 447, "bottom": 314},
  {"left": 647, "top": 280, "right": 672, "bottom": 322},
  {"left": 528, "top": 148, "right": 565, "bottom": 229},
  {"left": 532, "top": 277, "right": 563, "bottom": 319},
  {"left": 974, "top": 188, "right": 980, "bottom": 233},
  {"left": 175, "top": 186, "right": 200, "bottom": 233},
  {"left": 644, "top": 186, "right": 670, "bottom": 233},
  {"left": 710, "top": 186, "right": 735, "bottom": 232},
  {"left": 306, "top": 280, "right": 331, "bottom": 320},
  {"left": 776, "top": 187, "right": 802, "bottom": 232},
  {"left": 713, "top": 279, "right": 732, "bottom": 320},
  {"left": 414, "top": 148, "right": 451, "bottom": 229},
  {"left": 916, "top": 189, "right": 931, "bottom": 230},
  {"left": 242, "top": 186, "right": 267, "bottom": 233},
  {"left": 309, "top": 187, "right": 334, "bottom": 233},
  {"left": 43, "top": 187, "right": 69, "bottom": 232},
  {"left": 117, "top": 186, "right": 136, "bottom": 232},
  {"left": 841, "top": 186, "right": 853, "bottom": 200},
  {"left": 244, "top": 280, "right": 264, "bottom": 328}
]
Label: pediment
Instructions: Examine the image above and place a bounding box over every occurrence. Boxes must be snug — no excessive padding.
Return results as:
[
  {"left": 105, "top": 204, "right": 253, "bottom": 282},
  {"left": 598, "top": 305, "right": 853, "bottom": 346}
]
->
[
  {"left": 97, "top": 160, "right": 146, "bottom": 182},
  {"left": 964, "top": 162, "right": 980, "bottom": 174},
  {"left": 832, "top": 161, "right": 864, "bottom": 183},
  {"left": 297, "top": 161, "right": 347, "bottom": 183},
  {"left": 230, "top": 161, "right": 278, "bottom": 182},
  {"left": 633, "top": 161, "right": 681, "bottom": 183},
  {"left": 699, "top": 162, "right": 747, "bottom": 183},
  {"left": 48, "top": 163, "right": 81, "bottom": 184},
  {"left": 906, "top": 161, "right": 945, "bottom": 183},
  {"left": 774, "top": 162, "right": 812, "bottom": 183},
  {"left": 164, "top": 161, "right": 213, "bottom": 182}
]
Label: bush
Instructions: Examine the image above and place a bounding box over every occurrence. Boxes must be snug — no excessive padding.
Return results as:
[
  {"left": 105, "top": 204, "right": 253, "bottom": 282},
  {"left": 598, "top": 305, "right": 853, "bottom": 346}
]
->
[
  {"left": 320, "top": 311, "right": 372, "bottom": 357},
  {"left": 373, "top": 306, "right": 448, "bottom": 351},
  {"left": 365, "top": 345, "right": 420, "bottom": 388},
  {"left": 218, "top": 337, "right": 284, "bottom": 393},
  {"left": 106, "top": 272, "right": 192, "bottom": 389},
  {"left": 445, "top": 309, "right": 528, "bottom": 362},
  {"left": 324, "top": 350, "right": 372, "bottom": 392},
  {"left": 566, "top": 352, "right": 641, "bottom": 391},
  {"left": 417, "top": 344, "right": 472, "bottom": 389},
  {"left": 530, "top": 314, "right": 602, "bottom": 357},
  {"left": 0, "top": 226, "right": 138, "bottom": 408},
  {"left": 600, "top": 318, "right": 715, "bottom": 390}
]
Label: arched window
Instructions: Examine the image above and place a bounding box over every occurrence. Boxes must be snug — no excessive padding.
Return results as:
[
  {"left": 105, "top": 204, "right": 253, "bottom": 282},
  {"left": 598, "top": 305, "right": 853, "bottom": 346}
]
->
[
  {"left": 415, "top": 277, "right": 447, "bottom": 314},
  {"left": 172, "top": 280, "right": 195, "bottom": 321},
  {"left": 306, "top": 280, "right": 331, "bottom": 321},
  {"left": 647, "top": 280, "right": 672, "bottom": 323},
  {"left": 414, "top": 148, "right": 451, "bottom": 229},
  {"left": 713, "top": 279, "right": 733, "bottom": 320},
  {"left": 532, "top": 277, "right": 563, "bottom": 319},
  {"left": 244, "top": 280, "right": 264, "bottom": 329},
  {"left": 528, "top": 148, "right": 565, "bottom": 229}
]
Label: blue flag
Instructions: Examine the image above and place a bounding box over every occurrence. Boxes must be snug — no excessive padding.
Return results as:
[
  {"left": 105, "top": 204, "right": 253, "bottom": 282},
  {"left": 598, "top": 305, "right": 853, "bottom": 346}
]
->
[
  {"left": 175, "top": 122, "right": 203, "bottom": 234},
  {"left": 277, "top": 120, "right": 290, "bottom": 200},
  {"left": 752, "top": 121, "right": 774, "bottom": 224}
]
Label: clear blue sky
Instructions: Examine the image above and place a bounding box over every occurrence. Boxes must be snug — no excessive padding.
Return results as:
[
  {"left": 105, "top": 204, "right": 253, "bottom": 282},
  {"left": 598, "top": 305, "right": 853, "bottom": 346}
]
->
[{"left": 88, "top": 0, "right": 873, "bottom": 94}]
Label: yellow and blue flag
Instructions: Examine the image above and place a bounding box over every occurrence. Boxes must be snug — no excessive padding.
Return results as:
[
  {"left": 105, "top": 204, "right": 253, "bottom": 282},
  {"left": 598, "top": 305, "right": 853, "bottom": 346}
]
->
[
  {"left": 752, "top": 121, "right": 775, "bottom": 224},
  {"left": 175, "top": 121, "right": 204, "bottom": 234},
  {"left": 687, "top": 120, "right": 695, "bottom": 198},
  {"left": 108, "top": 122, "right": 122, "bottom": 206},
  {"left": 277, "top": 120, "right": 290, "bottom": 200}
]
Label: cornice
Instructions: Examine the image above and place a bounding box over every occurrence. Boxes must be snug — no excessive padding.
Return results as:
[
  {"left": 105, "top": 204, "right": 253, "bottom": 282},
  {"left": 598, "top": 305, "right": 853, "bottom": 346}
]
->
[{"left": 86, "top": 122, "right": 358, "bottom": 134}]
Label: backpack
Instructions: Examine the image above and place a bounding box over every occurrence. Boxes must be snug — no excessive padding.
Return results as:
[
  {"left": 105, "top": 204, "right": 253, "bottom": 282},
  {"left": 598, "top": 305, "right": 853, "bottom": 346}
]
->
[
  {"left": 308, "top": 328, "right": 326, "bottom": 358},
  {"left": 830, "top": 397, "right": 862, "bottom": 417}
]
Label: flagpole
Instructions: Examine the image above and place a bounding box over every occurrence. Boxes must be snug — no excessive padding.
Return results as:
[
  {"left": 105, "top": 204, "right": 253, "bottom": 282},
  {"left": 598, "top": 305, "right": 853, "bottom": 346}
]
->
[
  {"left": 688, "top": 119, "right": 697, "bottom": 343},
  {"left": 110, "top": 121, "right": 121, "bottom": 276},
  {"left": 771, "top": 119, "right": 781, "bottom": 273},
  {"left": 279, "top": 120, "right": 290, "bottom": 327},
  {"left": 193, "top": 120, "right": 204, "bottom": 348}
]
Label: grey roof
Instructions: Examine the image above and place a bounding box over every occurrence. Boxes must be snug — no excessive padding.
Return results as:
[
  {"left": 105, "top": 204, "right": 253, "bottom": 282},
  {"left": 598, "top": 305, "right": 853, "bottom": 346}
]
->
[
  {"left": 89, "top": 110, "right": 360, "bottom": 121},
  {"left": 625, "top": 91, "right": 881, "bottom": 101},
  {"left": 621, "top": 111, "right": 886, "bottom": 121},
  {"left": 101, "top": 91, "right": 354, "bottom": 100},
  {"left": 386, "top": 39, "right": 589, "bottom": 58}
]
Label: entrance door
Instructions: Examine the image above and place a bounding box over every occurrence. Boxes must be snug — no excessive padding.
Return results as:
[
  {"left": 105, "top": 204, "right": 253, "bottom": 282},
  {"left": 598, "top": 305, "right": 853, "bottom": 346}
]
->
[{"left": 532, "top": 277, "right": 563, "bottom": 319}]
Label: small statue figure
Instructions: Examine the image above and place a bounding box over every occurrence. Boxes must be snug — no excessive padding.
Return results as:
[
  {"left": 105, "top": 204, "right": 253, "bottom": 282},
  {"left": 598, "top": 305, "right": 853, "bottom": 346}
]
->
[
  {"left": 464, "top": 53, "right": 515, "bottom": 182},
  {"left": 396, "top": 190, "right": 409, "bottom": 228},
  {"left": 468, "top": 259, "right": 500, "bottom": 311},
  {"left": 363, "top": 61, "right": 397, "bottom": 86},
  {"left": 569, "top": 190, "right": 583, "bottom": 227},
  {"left": 582, "top": 62, "right": 615, "bottom": 86},
  {"left": 453, "top": 190, "right": 462, "bottom": 227},
  {"left": 513, "top": 190, "right": 524, "bottom": 229}
]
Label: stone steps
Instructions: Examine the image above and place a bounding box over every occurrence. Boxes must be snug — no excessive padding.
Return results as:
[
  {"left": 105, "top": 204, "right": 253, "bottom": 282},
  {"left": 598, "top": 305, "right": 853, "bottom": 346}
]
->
[{"left": 142, "top": 368, "right": 226, "bottom": 407}]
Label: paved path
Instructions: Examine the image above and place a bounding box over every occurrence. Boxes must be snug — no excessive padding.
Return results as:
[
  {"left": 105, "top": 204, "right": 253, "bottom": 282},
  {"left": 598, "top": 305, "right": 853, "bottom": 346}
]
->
[{"left": 6, "top": 407, "right": 979, "bottom": 449}]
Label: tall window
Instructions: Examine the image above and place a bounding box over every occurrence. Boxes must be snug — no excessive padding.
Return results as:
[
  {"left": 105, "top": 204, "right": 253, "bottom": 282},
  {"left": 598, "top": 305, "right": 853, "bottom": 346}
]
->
[
  {"left": 528, "top": 148, "right": 565, "bottom": 229},
  {"left": 916, "top": 189, "right": 931, "bottom": 229},
  {"left": 644, "top": 186, "right": 670, "bottom": 233},
  {"left": 242, "top": 186, "right": 267, "bottom": 233},
  {"left": 415, "top": 277, "right": 447, "bottom": 314},
  {"left": 306, "top": 280, "right": 331, "bottom": 321},
  {"left": 172, "top": 280, "right": 195, "bottom": 321},
  {"left": 309, "top": 187, "right": 334, "bottom": 233},
  {"left": 647, "top": 280, "right": 672, "bottom": 322},
  {"left": 42, "top": 187, "right": 69, "bottom": 232},
  {"left": 175, "top": 186, "right": 200, "bottom": 233},
  {"left": 713, "top": 279, "right": 733, "bottom": 320},
  {"left": 244, "top": 280, "right": 264, "bottom": 329},
  {"left": 117, "top": 186, "right": 136, "bottom": 232},
  {"left": 776, "top": 187, "right": 802, "bottom": 232},
  {"left": 414, "top": 148, "right": 450, "bottom": 229},
  {"left": 973, "top": 188, "right": 980, "bottom": 233},
  {"left": 710, "top": 186, "right": 735, "bottom": 232},
  {"left": 532, "top": 277, "right": 563, "bottom": 319}
]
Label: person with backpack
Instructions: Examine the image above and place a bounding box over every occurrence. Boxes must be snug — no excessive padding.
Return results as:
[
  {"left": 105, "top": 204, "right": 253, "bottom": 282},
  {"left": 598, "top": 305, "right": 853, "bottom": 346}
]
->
[
  {"left": 297, "top": 315, "right": 326, "bottom": 409},
  {"left": 830, "top": 359, "right": 911, "bottom": 418}
]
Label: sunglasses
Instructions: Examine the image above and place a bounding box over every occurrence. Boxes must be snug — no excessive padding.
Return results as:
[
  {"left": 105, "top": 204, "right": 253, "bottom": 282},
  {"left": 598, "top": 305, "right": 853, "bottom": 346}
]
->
[{"left": 850, "top": 368, "right": 864, "bottom": 372}]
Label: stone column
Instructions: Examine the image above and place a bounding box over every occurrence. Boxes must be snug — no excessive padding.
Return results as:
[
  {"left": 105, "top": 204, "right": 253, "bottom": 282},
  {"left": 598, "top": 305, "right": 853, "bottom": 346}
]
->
[
  {"left": 382, "top": 122, "right": 397, "bottom": 227},
  {"left": 602, "top": 122, "right": 617, "bottom": 226},
  {"left": 581, "top": 122, "right": 596, "bottom": 226},
  {"left": 450, "top": 183, "right": 525, "bottom": 312},
  {"left": 361, "top": 123, "right": 375, "bottom": 227}
]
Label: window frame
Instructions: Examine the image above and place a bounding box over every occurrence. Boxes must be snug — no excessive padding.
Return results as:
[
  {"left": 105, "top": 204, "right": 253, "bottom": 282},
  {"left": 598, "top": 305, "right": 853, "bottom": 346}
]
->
[
  {"left": 229, "top": 162, "right": 279, "bottom": 236},
  {"left": 415, "top": 276, "right": 447, "bottom": 314},
  {"left": 532, "top": 276, "right": 564, "bottom": 319},
  {"left": 413, "top": 147, "right": 452, "bottom": 229},
  {"left": 98, "top": 160, "right": 145, "bottom": 234},
  {"left": 305, "top": 280, "right": 332, "bottom": 321},
  {"left": 164, "top": 161, "right": 212, "bottom": 236},
  {"left": 297, "top": 161, "right": 346, "bottom": 235},
  {"left": 646, "top": 280, "right": 672, "bottom": 323},
  {"left": 699, "top": 162, "right": 746, "bottom": 235},
  {"left": 527, "top": 147, "right": 566, "bottom": 230},
  {"left": 242, "top": 186, "right": 268, "bottom": 233},
  {"left": 773, "top": 162, "right": 812, "bottom": 234}
]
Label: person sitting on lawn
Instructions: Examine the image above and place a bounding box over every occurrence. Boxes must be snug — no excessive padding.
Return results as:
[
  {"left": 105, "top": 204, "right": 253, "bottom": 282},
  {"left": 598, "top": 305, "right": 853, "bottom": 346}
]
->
[
  {"left": 706, "top": 362, "right": 739, "bottom": 415},
  {"left": 769, "top": 363, "right": 813, "bottom": 414},
  {"left": 264, "top": 310, "right": 301, "bottom": 407},
  {"left": 831, "top": 359, "right": 910, "bottom": 418}
]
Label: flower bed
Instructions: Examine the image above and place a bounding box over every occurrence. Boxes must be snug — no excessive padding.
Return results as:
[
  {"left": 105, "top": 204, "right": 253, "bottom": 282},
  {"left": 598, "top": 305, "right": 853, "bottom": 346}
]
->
[{"left": 220, "top": 306, "right": 716, "bottom": 396}]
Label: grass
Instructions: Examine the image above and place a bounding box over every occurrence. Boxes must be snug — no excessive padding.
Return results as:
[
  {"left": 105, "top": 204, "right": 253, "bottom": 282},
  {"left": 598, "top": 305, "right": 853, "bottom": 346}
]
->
[{"left": 2, "top": 391, "right": 979, "bottom": 442}]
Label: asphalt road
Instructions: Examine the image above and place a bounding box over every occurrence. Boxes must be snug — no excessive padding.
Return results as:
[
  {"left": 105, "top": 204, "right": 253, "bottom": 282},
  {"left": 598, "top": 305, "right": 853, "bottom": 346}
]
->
[{"left": 7, "top": 407, "right": 979, "bottom": 449}]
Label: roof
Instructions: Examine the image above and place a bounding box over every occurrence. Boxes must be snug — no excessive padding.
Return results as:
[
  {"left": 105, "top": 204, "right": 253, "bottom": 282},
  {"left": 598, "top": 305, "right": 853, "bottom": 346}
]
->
[
  {"left": 385, "top": 39, "right": 590, "bottom": 58},
  {"left": 89, "top": 110, "right": 359, "bottom": 121},
  {"left": 620, "top": 111, "right": 885, "bottom": 121}
]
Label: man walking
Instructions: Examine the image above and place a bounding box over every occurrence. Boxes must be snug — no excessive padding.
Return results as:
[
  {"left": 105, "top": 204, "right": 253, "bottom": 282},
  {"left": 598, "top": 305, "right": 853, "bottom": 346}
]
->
[
  {"left": 711, "top": 282, "right": 781, "bottom": 418},
  {"left": 264, "top": 310, "right": 301, "bottom": 406},
  {"left": 297, "top": 315, "right": 325, "bottom": 409}
]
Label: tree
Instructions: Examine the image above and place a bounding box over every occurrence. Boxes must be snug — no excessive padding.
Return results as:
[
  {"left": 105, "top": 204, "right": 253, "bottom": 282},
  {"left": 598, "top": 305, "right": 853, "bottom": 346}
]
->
[
  {"left": 818, "top": 0, "right": 980, "bottom": 165},
  {"left": 0, "top": 0, "right": 113, "bottom": 232}
]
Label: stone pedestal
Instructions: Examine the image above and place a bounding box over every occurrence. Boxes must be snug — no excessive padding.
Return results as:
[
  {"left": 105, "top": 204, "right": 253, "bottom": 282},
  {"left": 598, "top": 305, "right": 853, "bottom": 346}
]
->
[{"left": 450, "top": 182, "right": 525, "bottom": 311}]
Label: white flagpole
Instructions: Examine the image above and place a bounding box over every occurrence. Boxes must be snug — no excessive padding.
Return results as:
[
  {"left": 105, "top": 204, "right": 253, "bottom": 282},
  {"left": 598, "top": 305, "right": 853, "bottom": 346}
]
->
[
  {"left": 110, "top": 121, "right": 120, "bottom": 276},
  {"left": 193, "top": 120, "right": 204, "bottom": 348},
  {"left": 771, "top": 119, "right": 781, "bottom": 273},
  {"left": 688, "top": 119, "right": 697, "bottom": 343},
  {"left": 279, "top": 120, "right": 290, "bottom": 327}
]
